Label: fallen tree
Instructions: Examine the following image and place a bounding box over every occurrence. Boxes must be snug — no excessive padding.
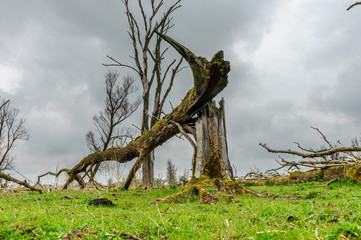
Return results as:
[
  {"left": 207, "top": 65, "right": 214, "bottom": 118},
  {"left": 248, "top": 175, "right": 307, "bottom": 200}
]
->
[
  {"left": 260, "top": 127, "right": 361, "bottom": 175},
  {"left": 0, "top": 172, "right": 41, "bottom": 193},
  {"left": 39, "top": 32, "right": 230, "bottom": 190}
]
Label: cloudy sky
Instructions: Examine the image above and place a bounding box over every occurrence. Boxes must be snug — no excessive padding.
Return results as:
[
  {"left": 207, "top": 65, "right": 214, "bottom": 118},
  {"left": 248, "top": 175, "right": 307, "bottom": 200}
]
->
[{"left": 1, "top": 0, "right": 361, "bottom": 183}]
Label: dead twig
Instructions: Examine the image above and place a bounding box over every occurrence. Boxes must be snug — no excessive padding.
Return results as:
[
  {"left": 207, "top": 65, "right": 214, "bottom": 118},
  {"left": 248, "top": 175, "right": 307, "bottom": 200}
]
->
[
  {"left": 121, "top": 232, "right": 142, "bottom": 240},
  {"left": 347, "top": 2, "right": 361, "bottom": 11},
  {"left": 320, "top": 178, "right": 339, "bottom": 186}
]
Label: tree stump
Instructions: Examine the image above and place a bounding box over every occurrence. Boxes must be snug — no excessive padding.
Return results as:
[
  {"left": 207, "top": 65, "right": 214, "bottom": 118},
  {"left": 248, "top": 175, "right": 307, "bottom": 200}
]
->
[{"left": 193, "top": 99, "right": 233, "bottom": 179}]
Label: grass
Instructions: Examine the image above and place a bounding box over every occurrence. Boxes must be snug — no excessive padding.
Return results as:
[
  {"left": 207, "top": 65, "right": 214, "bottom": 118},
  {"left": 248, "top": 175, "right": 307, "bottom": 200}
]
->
[{"left": 1, "top": 179, "right": 361, "bottom": 239}]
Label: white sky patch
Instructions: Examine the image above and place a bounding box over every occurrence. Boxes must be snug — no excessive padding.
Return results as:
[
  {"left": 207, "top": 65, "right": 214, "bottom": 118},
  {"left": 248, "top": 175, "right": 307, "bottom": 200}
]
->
[
  {"left": 233, "top": 1, "right": 345, "bottom": 103},
  {"left": 297, "top": 108, "right": 353, "bottom": 127},
  {"left": 28, "top": 103, "right": 70, "bottom": 126},
  {"left": 0, "top": 64, "right": 23, "bottom": 94}
]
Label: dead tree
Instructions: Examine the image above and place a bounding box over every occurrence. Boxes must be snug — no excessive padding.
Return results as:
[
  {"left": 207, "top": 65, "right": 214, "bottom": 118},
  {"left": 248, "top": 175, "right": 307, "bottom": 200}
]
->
[
  {"left": 192, "top": 99, "right": 233, "bottom": 179},
  {"left": 0, "top": 98, "right": 41, "bottom": 192},
  {"left": 45, "top": 32, "right": 230, "bottom": 190},
  {"left": 0, "top": 98, "right": 29, "bottom": 172},
  {"left": 260, "top": 127, "right": 361, "bottom": 172},
  {"left": 104, "top": 0, "right": 183, "bottom": 188},
  {"left": 85, "top": 71, "right": 140, "bottom": 186}
]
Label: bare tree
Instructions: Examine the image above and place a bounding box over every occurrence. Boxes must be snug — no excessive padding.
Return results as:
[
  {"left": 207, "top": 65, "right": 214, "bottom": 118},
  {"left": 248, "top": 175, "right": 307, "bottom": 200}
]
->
[
  {"left": 85, "top": 71, "right": 140, "bottom": 185},
  {"left": 179, "top": 169, "right": 189, "bottom": 186},
  {"left": 166, "top": 159, "right": 177, "bottom": 185},
  {"left": 104, "top": 0, "right": 183, "bottom": 188},
  {"left": 154, "top": 173, "right": 165, "bottom": 187},
  {"left": 0, "top": 98, "right": 40, "bottom": 192},
  {"left": 0, "top": 98, "right": 29, "bottom": 172}
]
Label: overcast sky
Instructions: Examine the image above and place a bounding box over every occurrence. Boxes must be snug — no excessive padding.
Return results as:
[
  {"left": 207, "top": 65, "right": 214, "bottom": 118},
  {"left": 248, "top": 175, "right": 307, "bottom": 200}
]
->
[{"left": 1, "top": 1, "right": 361, "bottom": 183}]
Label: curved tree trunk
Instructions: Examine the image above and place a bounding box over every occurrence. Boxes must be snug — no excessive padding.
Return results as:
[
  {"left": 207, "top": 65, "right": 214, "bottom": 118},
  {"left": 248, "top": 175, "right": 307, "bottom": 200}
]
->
[
  {"left": 193, "top": 99, "right": 233, "bottom": 179},
  {"left": 57, "top": 32, "right": 230, "bottom": 190}
]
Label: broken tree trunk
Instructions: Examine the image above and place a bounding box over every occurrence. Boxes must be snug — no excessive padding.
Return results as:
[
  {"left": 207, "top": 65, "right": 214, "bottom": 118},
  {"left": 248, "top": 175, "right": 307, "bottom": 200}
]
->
[
  {"left": 54, "top": 32, "right": 230, "bottom": 190},
  {"left": 193, "top": 99, "right": 233, "bottom": 179}
]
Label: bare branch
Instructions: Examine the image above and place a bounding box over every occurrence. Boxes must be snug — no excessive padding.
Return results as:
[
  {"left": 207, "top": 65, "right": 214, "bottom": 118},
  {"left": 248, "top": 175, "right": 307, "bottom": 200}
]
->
[
  {"left": 260, "top": 143, "right": 361, "bottom": 159},
  {"left": 311, "top": 126, "right": 333, "bottom": 148},
  {"left": 0, "top": 98, "right": 29, "bottom": 172},
  {"left": 347, "top": 2, "right": 361, "bottom": 10},
  {"left": 159, "top": 58, "right": 183, "bottom": 112},
  {"left": 103, "top": 55, "right": 140, "bottom": 75}
]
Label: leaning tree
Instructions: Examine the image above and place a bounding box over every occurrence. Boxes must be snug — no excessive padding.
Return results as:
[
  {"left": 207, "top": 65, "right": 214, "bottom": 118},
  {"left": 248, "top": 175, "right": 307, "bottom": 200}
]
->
[{"left": 43, "top": 32, "right": 233, "bottom": 190}]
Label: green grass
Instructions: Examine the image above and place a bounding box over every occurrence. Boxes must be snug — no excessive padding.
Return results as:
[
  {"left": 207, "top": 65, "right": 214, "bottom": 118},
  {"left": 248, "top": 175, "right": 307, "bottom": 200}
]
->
[{"left": 1, "top": 180, "right": 361, "bottom": 239}]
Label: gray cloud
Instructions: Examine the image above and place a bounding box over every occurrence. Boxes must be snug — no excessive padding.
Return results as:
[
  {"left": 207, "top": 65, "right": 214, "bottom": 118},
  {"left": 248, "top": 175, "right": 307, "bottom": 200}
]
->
[{"left": 1, "top": 0, "right": 361, "bottom": 181}]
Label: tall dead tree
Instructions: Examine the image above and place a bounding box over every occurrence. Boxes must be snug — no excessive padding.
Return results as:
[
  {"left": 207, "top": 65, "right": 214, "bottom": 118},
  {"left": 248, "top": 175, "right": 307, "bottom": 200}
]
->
[
  {"left": 85, "top": 71, "right": 140, "bottom": 185},
  {"left": 0, "top": 98, "right": 41, "bottom": 192},
  {"left": 0, "top": 98, "right": 29, "bottom": 172},
  {"left": 47, "top": 32, "right": 230, "bottom": 190},
  {"left": 104, "top": 0, "right": 183, "bottom": 188}
]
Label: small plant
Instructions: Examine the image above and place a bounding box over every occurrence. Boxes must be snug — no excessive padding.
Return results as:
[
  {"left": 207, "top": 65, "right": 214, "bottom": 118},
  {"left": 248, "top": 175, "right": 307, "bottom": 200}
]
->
[{"left": 313, "top": 170, "right": 324, "bottom": 181}]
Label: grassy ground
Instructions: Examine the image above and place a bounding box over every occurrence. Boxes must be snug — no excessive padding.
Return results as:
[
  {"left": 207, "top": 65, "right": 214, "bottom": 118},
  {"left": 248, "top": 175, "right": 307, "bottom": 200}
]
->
[{"left": 1, "top": 180, "right": 361, "bottom": 239}]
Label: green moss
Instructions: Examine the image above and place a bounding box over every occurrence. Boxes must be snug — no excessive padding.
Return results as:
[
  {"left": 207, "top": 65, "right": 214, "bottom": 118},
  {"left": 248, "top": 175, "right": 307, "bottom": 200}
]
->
[
  {"left": 286, "top": 171, "right": 302, "bottom": 181},
  {"left": 346, "top": 167, "right": 361, "bottom": 183},
  {"left": 159, "top": 176, "right": 256, "bottom": 204}
]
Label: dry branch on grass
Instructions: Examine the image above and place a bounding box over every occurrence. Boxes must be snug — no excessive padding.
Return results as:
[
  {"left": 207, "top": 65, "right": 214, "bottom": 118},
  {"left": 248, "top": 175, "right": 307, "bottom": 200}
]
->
[{"left": 260, "top": 127, "right": 361, "bottom": 172}]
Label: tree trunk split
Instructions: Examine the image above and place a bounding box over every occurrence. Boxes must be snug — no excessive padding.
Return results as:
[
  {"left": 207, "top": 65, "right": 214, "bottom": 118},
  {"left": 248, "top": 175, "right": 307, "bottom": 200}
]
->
[{"left": 193, "top": 99, "right": 233, "bottom": 179}]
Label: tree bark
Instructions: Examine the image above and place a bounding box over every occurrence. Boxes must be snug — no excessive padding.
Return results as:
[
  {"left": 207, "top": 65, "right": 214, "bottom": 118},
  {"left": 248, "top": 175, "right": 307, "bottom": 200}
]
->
[
  {"left": 193, "top": 99, "right": 233, "bottom": 179},
  {"left": 0, "top": 172, "right": 42, "bottom": 193},
  {"left": 59, "top": 32, "right": 230, "bottom": 189},
  {"left": 142, "top": 151, "right": 154, "bottom": 188}
]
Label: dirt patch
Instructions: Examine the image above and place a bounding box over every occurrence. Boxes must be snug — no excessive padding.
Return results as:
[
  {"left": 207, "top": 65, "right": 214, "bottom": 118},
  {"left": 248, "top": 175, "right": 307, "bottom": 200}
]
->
[{"left": 89, "top": 197, "right": 115, "bottom": 206}]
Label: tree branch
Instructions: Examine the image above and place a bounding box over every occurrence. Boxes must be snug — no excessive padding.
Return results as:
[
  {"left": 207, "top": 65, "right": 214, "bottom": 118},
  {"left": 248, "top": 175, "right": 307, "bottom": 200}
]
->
[
  {"left": 103, "top": 55, "right": 140, "bottom": 75},
  {"left": 0, "top": 172, "right": 42, "bottom": 193},
  {"left": 260, "top": 143, "right": 361, "bottom": 158},
  {"left": 347, "top": 2, "right": 361, "bottom": 10}
]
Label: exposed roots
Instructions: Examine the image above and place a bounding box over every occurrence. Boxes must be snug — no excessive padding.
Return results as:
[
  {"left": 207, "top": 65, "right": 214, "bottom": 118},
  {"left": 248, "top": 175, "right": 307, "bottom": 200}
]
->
[{"left": 153, "top": 176, "right": 266, "bottom": 204}]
